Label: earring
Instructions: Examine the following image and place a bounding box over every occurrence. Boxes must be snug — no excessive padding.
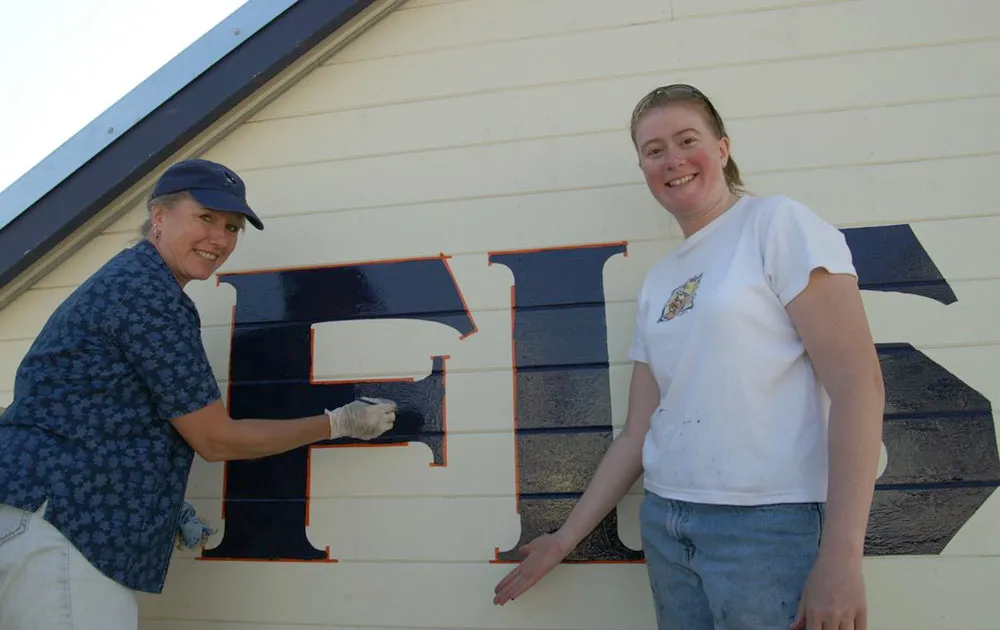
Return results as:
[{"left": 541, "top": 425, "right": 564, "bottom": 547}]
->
[{"left": 154, "top": 225, "right": 161, "bottom": 240}]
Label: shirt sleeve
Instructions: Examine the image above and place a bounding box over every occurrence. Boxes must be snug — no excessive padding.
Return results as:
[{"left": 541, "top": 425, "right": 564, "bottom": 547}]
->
[
  {"left": 105, "top": 286, "right": 222, "bottom": 421},
  {"left": 627, "top": 285, "right": 649, "bottom": 364},
  {"left": 761, "top": 198, "right": 857, "bottom": 306}
]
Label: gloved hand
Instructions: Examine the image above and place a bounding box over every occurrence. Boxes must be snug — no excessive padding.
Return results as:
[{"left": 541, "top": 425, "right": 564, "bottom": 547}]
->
[{"left": 325, "top": 397, "right": 397, "bottom": 440}]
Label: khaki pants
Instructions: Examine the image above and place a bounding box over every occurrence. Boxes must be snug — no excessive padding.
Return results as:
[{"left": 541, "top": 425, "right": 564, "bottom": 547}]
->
[{"left": 0, "top": 502, "right": 137, "bottom": 630}]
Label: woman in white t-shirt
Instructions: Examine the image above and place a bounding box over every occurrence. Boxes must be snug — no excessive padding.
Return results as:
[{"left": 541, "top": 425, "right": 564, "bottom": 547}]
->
[{"left": 493, "top": 84, "right": 885, "bottom": 630}]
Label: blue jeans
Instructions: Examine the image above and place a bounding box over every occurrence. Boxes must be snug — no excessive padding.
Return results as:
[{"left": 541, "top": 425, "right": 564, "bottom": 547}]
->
[{"left": 639, "top": 491, "right": 824, "bottom": 630}]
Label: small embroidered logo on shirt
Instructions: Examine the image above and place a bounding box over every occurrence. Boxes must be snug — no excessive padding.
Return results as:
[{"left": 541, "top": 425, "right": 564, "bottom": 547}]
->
[{"left": 658, "top": 273, "right": 703, "bottom": 322}]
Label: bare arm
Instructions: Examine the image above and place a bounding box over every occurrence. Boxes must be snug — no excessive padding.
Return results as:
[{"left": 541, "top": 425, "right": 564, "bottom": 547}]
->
[
  {"left": 169, "top": 401, "right": 330, "bottom": 462},
  {"left": 786, "top": 269, "right": 884, "bottom": 558},
  {"left": 552, "top": 361, "right": 660, "bottom": 552},
  {"left": 786, "top": 268, "right": 883, "bottom": 630},
  {"left": 169, "top": 396, "right": 396, "bottom": 462},
  {"left": 493, "top": 361, "right": 659, "bottom": 604}
]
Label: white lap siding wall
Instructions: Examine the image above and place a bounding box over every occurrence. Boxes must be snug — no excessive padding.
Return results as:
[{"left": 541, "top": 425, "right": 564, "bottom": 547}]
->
[{"left": 0, "top": 1, "right": 998, "bottom": 629}]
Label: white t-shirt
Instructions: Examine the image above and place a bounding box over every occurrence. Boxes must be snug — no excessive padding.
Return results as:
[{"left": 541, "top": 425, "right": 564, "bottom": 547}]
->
[{"left": 628, "top": 194, "right": 857, "bottom": 505}]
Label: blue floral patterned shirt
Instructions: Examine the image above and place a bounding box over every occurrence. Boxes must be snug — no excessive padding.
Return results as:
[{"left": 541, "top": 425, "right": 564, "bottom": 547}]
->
[{"left": 0, "top": 239, "right": 221, "bottom": 593}]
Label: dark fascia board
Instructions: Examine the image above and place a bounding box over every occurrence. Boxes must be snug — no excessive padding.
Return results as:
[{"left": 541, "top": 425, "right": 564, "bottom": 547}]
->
[{"left": 0, "top": 0, "right": 377, "bottom": 290}]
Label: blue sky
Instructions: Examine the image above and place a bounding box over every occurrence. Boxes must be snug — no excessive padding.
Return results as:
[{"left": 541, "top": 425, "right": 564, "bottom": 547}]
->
[{"left": 0, "top": 0, "right": 248, "bottom": 193}]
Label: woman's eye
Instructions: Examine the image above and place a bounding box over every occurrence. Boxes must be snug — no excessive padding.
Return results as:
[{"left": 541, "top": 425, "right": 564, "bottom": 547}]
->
[
  {"left": 226, "top": 225, "right": 239, "bottom": 233},
  {"left": 201, "top": 214, "right": 213, "bottom": 222}
]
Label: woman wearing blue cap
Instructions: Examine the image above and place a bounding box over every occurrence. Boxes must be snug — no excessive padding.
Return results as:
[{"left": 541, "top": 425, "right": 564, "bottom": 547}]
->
[{"left": 0, "top": 159, "right": 396, "bottom": 629}]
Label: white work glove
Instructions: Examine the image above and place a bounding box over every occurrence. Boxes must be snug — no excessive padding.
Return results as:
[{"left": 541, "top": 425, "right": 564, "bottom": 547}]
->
[{"left": 325, "top": 397, "right": 397, "bottom": 440}]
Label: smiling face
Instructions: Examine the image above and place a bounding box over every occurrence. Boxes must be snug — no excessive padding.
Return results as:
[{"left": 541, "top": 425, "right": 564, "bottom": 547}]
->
[
  {"left": 633, "top": 103, "right": 735, "bottom": 234},
  {"left": 148, "top": 194, "right": 244, "bottom": 286}
]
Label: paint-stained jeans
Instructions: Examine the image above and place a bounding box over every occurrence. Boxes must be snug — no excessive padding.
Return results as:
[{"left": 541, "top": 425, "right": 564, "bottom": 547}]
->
[
  {"left": 0, "top": 502, "right": 138, "bottom": 630},
  {"left": 639, "top": 490, "right": 824, "bottom": 630}
]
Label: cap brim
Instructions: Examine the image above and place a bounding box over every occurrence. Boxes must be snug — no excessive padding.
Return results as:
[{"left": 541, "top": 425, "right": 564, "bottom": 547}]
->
[{"left": 188, "top": 189, "right": 264, "bottom": 230}]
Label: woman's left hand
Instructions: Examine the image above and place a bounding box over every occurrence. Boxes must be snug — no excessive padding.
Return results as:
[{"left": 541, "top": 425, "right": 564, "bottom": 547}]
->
[{"left": 791, "top": 552, "right": 867, "bottom": 630}]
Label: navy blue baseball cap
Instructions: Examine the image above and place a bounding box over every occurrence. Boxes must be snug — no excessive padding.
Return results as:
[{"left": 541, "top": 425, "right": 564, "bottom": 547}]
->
[{"left": 153, "top": 158, "right": 264, "bottom": 230}]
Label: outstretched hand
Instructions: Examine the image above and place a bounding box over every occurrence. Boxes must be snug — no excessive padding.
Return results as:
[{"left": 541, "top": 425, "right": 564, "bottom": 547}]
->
[
  {"left": 493, "top": 532, "right": 572, "bottom": 605},
  {"left": 326, "top": 397, "right": 397, "bottom": 440}
]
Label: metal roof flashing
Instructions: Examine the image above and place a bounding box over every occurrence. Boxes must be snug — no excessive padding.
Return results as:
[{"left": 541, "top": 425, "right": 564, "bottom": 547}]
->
[
  {"left": 0, "top": 0, "right": 298, "bottom": 234},
  {"left": 0, "top": 0, "right": 398, "bottom": 309}
]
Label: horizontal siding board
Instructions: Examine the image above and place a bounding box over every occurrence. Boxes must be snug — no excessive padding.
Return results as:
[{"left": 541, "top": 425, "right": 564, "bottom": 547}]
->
[
  {"left": 4, "top": 278, "right": 999, "bottom": 373},
  {"left": 923, "top": 345, "right": 1000, "bottom": 428},
  {"left": 326, "top": 0, "right": 992, "bottom": 68},
  {"left": 340, "top": 1, "right": 874, "bottom": 66},
  {"left": 187, "top": 432, "right": 520, "bottom": 499},
  {"left": 28, "top": 205, "right": 1000, "bottom": 303},
  {"left": 103, "top": 197, "right": 150, "bottom": 235},
  {"left": 191, "top": 281, "right": 1000, "bottom": 371},
  {"left": 138, "top": 556, "right": 1000, "bottom": 629},
  {"left": 180, "top": 495, "right": 644, "bottom": 563},
  {"left": 184, "top": 155, "right": 1000, "bottom": 234},
  {"left": 862, "top": 279, "right": 1000, "bottom": 348},
  {"left": 232, "top": 44, "right": 1000, "bottom": 174},
  {"left": 673, "top": 0, "right": 855, "bottom": 18},
  {"left": 735, "top": 97, "right": 1000, "bottom": 172},
  {"left": 398, "top": 0, "right": 467, "bottom": 8},
  {"left": 182, "top": 342, "right": 1000, "bottom": 498},
  {"left": 332, "top": 0, "right": 672, "bottom": 64},
  {"left": 142, "top": 559, "right": 657, "bottom": 629},
  {"left": 175, "top": 489, "right": 1000, "bottom": 566},
  {"left": 255, "top": 0, "right": 999, "bottom": 116},
  {"left": 750, "top": 155, "right": 1000, "bottom": 225},
  {"left": 3, "top": 343, "right": 995, "bottom": 450},
  {"left": 911, "top": 218, "right": 1000, "bottom": 282},
  {"left": 249, "top": 40, "right": 1000, "bottom": 144},
  {"left": 215, "top": 100, "right": 1000, "bottom": 228},
  {"left": 184, "top": 339, "right": 1000, "bottom": 438},
  {"left": 38, "top": 178, "right": 1000, "bottom": 304}
]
